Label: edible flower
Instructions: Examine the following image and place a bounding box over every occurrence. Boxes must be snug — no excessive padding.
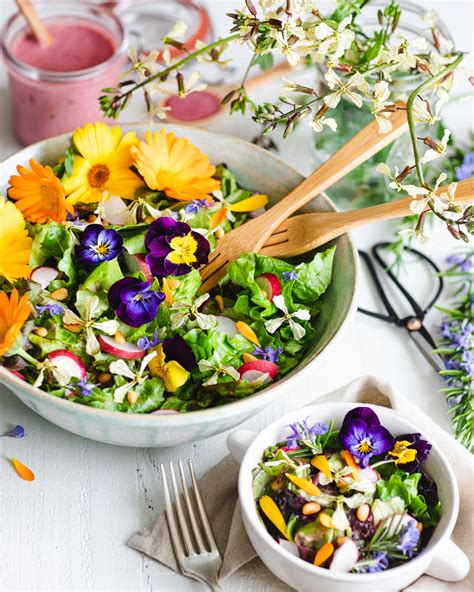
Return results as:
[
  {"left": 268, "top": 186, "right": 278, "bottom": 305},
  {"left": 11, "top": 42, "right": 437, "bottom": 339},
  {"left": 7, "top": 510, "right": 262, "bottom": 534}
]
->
[
  {"left": 11, "top": 457, "right": 35, "bottom": 482},
  {"left": 63, "top": 122, "right": 143, "bottom": 204},
  {"left": 184, "top": 198, "right": 212, "bottom": 215},
  {"left": 109, "top": 277, "right": 165, "bottom": 328},
  {"left": 397, "top": 520, "right": 420, "bottom": 558},
  {"left": 388, "top": 433, "right": 431, "bottom": 473},
  {"left": 131, "top": 129, "right": 221, "bottom": 201},
  {"left": 198, "top": 359, "right": 240, "bottom": 386},
  {"left": 339, "top": 407, "right": 393, "bottom": 467},
  {"left": 75, "top": 224, "right": 124, "bottom": 265},
  {"left": 0, "top": 289, "right": 32, "bottom": 356},
  {"left": 259, "top": 495, "right": 290, "bottom": 540},
  {"left": 63, "top": 296, "right": 119, "bottom": 355},
  {"left": 264, "top": 295, "right": 311, "bottom": 340},
  {"left": 282, "top": 270, "right": 298, "bottom": 282},
  {"left": 252, "top": 345, "right": 282, "bottom": 363},
  {"left": 110, "top": 351, "right": 157, "bottom": 403},
  {"left": 286, "top": 417, "right": 328, "bottom": 450},
  {"left": 286, "top": 473, "right": 320, "bottom": 497},
  {"left": 137, "top": 331, "right": 161, "bottom": 351},
  {"left": 8, "top": 159, "right": 73, "bottom": 223},
  {"left": 236, "top": 321, "right": 260, "bottom": 346},
  {"left": 170, "top": 294, "right": 216, "bottom": 331},
  {"left": 69, "top": 377, "right": 97, "bottom": 398},
  {"left": 144, "top": 217, "right": 210, "bottom": 276},
  {"left": 36, "top": 303, "right": 65, "bottom": 316},
  {"left": 2, "top": 425, "right": 25, "bottom": 438},
  {"left": 0, "top": 200, "right": 32, "bottom": 282},
  {"left": 148, "top": 337, "right": 196, "bottom": 392}
]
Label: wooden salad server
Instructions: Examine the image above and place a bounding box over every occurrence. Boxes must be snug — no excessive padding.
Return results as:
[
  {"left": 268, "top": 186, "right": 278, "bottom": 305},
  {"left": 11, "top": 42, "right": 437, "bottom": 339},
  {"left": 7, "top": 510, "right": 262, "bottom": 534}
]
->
[
  {"left": 260, "top": 176, "right": 474, "bottom": 257},
  {"left": 199, "top": 105, "right": 409, "bottom": 292}
]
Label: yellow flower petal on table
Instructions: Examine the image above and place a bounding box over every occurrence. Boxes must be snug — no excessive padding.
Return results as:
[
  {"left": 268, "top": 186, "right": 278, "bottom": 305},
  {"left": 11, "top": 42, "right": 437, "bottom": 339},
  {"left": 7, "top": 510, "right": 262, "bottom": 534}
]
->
[
  {"left": 314, "top": 542, "right": 334, "bottom": 566},
  {"left": 63, "top": 122, "right": 143, "bottom": 204},
  {"left": 11, "top": 457, "right": 35, "bottom": 482},
  {"left": 311, "top": 455, "right": 332, "bottom": 479},
  {"left": 8, "top": 159, "right": 73, "bottom": 223},
  {"left": 286, "top": 473, "right": 321, "bottom": 496},
  {"left": 0, "top": 289, "right": 31, "bottom": 356},
  {"left": 236, "top": 321, "right": 260, "bottom": 346},
  {"left": 259, "top": 495, "right": 290, "bottom": 540},
  {"left": 131, "top": 129, "right": 220, "bottom": 202},
  {"left": 0, "top": 201, "right": 32, "bottom": 283},
  {"left": 227, "top": 194, "right": 269, "bottom": 212}
]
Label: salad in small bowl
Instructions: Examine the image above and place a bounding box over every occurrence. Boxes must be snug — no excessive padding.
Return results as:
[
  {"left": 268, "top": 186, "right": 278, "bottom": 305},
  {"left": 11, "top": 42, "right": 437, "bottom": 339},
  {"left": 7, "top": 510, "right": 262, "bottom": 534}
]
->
[{"left": 229, "top": 402, "right": 468, "bottom": 592}]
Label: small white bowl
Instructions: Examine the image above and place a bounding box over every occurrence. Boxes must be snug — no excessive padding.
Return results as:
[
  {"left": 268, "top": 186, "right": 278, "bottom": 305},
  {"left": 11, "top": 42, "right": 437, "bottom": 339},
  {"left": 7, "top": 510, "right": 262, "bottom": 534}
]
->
[{"left": 228, "top": 402, "right": 470, "bottom": 592}]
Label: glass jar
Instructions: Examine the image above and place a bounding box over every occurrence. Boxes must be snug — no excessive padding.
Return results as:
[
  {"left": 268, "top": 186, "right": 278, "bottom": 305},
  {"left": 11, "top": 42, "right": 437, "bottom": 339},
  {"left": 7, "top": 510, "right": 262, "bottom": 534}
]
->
[
  {"left": 2, "top": 3, "right": 127, "bottom": 145},
  {"left": 311, "top": 0, "right": 453, "bottom": 209}
]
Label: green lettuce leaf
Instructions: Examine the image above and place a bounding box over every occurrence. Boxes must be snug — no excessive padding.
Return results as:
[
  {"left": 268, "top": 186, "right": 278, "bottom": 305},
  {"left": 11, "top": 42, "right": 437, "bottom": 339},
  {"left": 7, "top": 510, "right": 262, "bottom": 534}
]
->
[{"left": 75, "top": 260, "right": 124, "bottom": 316}]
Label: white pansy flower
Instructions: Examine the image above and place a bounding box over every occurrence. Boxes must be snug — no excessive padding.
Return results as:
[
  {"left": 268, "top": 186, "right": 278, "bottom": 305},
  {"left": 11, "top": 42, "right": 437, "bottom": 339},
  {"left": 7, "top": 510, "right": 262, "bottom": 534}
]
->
[
  {"left": 264, "top": 295, "right": 310, "bottom": 340},
  {"left": 110, "top": 351, "right": 157, "bottom": 403},
  {"left": 323, "top": 70, "right": 369, "bottom": 109},
  {"left": 314, "top": 16, "right": 355, "bottom": 58},
  {"left": 420, "top": 129, "right": 451, "bottom": 164}
]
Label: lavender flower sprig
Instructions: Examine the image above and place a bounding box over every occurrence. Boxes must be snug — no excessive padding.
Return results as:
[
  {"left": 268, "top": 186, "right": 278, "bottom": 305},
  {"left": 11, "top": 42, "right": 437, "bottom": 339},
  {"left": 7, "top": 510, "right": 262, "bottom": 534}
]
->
[{"left": 435, "top": 249, "right": 473, "bottom": 450}]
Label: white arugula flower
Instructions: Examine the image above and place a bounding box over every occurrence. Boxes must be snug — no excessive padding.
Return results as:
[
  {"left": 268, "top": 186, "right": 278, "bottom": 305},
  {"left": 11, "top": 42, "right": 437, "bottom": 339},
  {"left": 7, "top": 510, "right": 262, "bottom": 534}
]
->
[
  {"left": 170, "top": 294, "right": 217, "bottom": 331},
  {"left": 314, "top": 16, "right": 355, "bottom": 59},
  {"left": 323, "top": 70, "right": 369, "bottom": 109},
  {"left": 332, "top": 501, "right": 351, "bottom": 531},
  {"left": 198, "top": 360, "right": 240, "bottom": 386},
  {"left": 310, "top": 114, "right": 337, "bottom": 133},
  {"left": 409, "top": 173, "right": 453, "bottom": 215},
  {"left": 110, "top": 351, "right": 157, "bottom": 403},
  {"left": 420, "top": 129, "right": 451, "bottom": 164},
  {"left": 264, "top": 295, "right": 310, "bottom": 340},
  {"left": 370, "top": 80, "right": 393, "bottom": 133}
]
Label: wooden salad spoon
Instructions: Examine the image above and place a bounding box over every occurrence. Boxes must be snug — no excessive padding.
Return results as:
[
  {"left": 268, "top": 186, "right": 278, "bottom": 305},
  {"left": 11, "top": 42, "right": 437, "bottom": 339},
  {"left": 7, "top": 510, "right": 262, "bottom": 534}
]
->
[
  {"left": 15, "top": 0, "right": 53, "bottom": 45},
  {"left": 199, "top": 105, "right": 409, "bottom": 292},
  {"left": 260, "top": 176, "right": 474, "bottom": 257}
]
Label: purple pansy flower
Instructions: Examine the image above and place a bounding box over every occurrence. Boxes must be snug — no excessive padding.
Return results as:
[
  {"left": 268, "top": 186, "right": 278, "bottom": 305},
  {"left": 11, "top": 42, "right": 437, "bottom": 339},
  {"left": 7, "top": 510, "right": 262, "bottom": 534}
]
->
[
  {"left": 397, "top": 521, "right": 420, "bottom": 558},
  {"left": 76, "top": 224, "right": 124, "bottom": 265},
  {"left": 109, "top": 277, "right": 165, "bottom": 328},
  {"left": 252, "top": 345, "right": 283, "bottom": 363},
  {"left": 388, "top": 432, "right": 432, "bottom": 472},
  {"left": 2, "top": 424, "right": 25, "bottom": 438},
  {"left": 286, "top": 416, "right": 328, "bottom": 449},
  {"left": 339, "top": 407, "right": 393, "bottom": 467},
  {"left": 185, "top": 198, "right": 212, "bottom": 215},
  {"left": 144, "top": 217, "right": 210, "bottom": 277},
  {"left": 282, "top": 270, "right": 298, "bottom": 282},
  {"left": 36, "top": 303, "right": 65, "bottom": 316}
]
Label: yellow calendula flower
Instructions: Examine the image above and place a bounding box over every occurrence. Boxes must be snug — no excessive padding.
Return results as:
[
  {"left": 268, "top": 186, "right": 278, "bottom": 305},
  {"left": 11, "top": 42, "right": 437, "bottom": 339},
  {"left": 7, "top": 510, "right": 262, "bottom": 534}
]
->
[
  {"left": 148, "top": 342, "right": 190, "bottom": 393},
  {"left": 8, "top": 159, "right": 73, "bottom": 224},
  {"left": 0, "top": 289, "right": 31, "bottom": 356},
  {"left": 0, "top": 200, "right": 32, "bottom": 282},
  {"left": 131, "top": 129, "right": 221, "bottom": 201},
  {"left": 63, "top": 122, "right": 144, "bottom": 204}
]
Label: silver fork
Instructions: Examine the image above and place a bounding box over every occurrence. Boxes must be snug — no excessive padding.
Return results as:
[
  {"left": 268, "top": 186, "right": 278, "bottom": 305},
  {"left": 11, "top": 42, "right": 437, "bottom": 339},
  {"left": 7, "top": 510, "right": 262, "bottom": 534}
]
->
[{"left": 160, "top": 460, "right": 223, "bottom": 591}]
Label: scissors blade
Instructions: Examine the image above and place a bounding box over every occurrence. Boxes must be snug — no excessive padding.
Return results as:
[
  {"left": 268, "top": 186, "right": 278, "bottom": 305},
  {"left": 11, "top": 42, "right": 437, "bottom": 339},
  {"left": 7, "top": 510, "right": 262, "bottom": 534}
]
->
[{"left": 407, "top": 330, "right": 445, "bottom": 373}]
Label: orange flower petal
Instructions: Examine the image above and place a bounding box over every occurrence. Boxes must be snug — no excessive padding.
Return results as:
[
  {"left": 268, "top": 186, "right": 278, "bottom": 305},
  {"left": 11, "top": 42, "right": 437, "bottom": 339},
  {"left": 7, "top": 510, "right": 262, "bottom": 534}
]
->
[
  {"left": 259, "top": 495, "right": 289, "bottom": 540},
  {"left": 311, "top": 455, "right": 332, "bottom": 479},
  {"left": 228, "top": 194, "right": 269, "bottom": 212},
  {"left": 162, "top": 278, "right": 174, "bottom": 304},
  {"left": 286, "top": 473, "right": 320, "bottom": 497},
  {"left": 236, "top": 321, "right": 260, "bottom": 346},
  {"left": 319, "top": 512, "right": 334, "bottom": 528},
  {"left": 11, "top": 457, "right": 35, "bottom": 481},
  {"left": 215, "top": 295, "right": 224, "bottom": 312},
  {"left": 209, "top": 208, "right": 228, "bottom": 229},
  {"left": 314, "top": 542, "right": 334, "bottom": 566},
  {"left": 341, "top": 450, "right": 359, "bottom": 480}
]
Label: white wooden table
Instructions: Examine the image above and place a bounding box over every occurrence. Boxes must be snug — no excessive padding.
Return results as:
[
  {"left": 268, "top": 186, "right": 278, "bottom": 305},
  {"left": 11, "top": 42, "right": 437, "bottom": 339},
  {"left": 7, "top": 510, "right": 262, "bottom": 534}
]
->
[{"left": 0, "top": 1, "right": 472, "bottom": 590}]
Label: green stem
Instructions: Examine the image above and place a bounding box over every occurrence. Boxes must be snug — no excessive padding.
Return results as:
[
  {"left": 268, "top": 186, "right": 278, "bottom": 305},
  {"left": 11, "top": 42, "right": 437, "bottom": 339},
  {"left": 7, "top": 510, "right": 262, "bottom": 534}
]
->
[
  {"left": 406, "top": 52, "right": 464, "bottom": 187},
  {"left": 16, "top": 348, "right": 39, "bottom": 366}
]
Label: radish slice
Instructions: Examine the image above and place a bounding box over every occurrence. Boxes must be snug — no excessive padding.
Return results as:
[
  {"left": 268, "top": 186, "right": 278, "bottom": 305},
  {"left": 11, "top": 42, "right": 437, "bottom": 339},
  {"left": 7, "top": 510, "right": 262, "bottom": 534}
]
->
[
  {"left": 238, "top": 360, "right": 279, "bottom": 382},
  {"left": 358, "top": 468, "right": 379, "bottom": 483},
  {"left": 214, "top": 315, "right": 239, "bottom": 339},
  {"left": 9, "top": 370, "right": 26, "bottom": 381},
  {"left": 47, "top": 350, "right": 87, "bottom": 385},
  {"left": 102, "top": 195, "right": 129, "bottom": 225},
  {"left": 124, "top": 252, "right": 153, "bottom": 282},
  {"left": 98, "top": 335, "right": 146, "bottom": 359},
  {"left": 30, "top": 266, "right": 59, "bottom": 290},
  {"left": 329, "top": 539, "right": 359, "bottom": 573},
  {"left": 278, "top": 539, "right": 299, "bottom": 557},
  {"left": 256, "top": 273, "right": 282, "bottom": 301}
]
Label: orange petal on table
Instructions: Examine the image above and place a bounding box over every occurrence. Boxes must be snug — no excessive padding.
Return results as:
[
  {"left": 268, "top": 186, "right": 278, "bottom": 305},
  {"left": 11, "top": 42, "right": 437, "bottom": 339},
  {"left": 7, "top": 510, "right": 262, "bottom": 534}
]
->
[
  {"left": 341, "top": 449, "right": 359, "bottom": 480},
  {"left": 286, "top": 473, "right": 320, "bottom": 497},
  {"left": 227, "top": 194, "right": 269, "bottom": 212},
  {"left": 11, "top": 457, "right": 35, "bottom": 481},
  {"left": 314, "top": 542, "right": 334, "bottom": 566},
  {"left": 215, "top": 295, "right": 224, "bottom": 312},
  {"left": 319, "top": 512, "right": 334, "bottom": 529},
  {"left": 162, "top": 278, "right": 174, "bottom": 305},
  {"left": 311, "top": 455, "right": 332, "bottom": 479},
  {"left": 236, "top": 321, "right": 260, "bottom": 346},
  {"left": 209, "top": 207, "right": 228, "bottom": 229},
  {"left": 259, "top": 495, "right": 289, "bottom": 540}
]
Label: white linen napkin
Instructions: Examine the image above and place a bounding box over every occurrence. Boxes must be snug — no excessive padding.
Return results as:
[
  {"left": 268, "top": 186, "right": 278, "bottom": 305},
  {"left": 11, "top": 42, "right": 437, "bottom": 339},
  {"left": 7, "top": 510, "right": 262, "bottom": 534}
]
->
[{"left": 128, "top": 375, "right": 473, "bottom": 591}]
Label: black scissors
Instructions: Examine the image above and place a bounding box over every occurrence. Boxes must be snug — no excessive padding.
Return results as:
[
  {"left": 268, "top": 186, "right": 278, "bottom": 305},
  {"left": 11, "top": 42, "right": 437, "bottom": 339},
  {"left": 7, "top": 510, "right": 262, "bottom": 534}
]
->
[{"left": 358, "top": 242, "right": 445, "bottom": 373}]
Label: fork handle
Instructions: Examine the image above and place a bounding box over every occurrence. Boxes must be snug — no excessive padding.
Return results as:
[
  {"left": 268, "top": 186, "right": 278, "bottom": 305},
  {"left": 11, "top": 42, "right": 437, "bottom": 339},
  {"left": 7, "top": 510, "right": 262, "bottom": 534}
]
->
[{"left": 254, "top": 105, "right": 408, "bottom": 235}]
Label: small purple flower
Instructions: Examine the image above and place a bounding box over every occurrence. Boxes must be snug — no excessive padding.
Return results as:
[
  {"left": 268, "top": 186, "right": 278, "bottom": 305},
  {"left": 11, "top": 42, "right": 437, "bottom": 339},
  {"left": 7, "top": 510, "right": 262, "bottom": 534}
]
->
[
  {"left": 137, "top": 332, "right": 161, "bottom": 351},
  {"left": 286, "top": 416, "right": 328, "bottom": 449},
  {"left": 339, "top": 407, "right": 393, "bottom": 467},
  {"left": 144, "top": 217, "right": 210, "bottom": 277},
  {"left": 455, "top": 152, "right": 474, "bottom": 181},
  {"left": 252, "top": 345, "right": 283, "bottom": 363},
  {"left": 2, "top": 424, "right": 25, "bottom": 438},
  {"left": 75, "top": 224, "right": 124, "bottom": 265},
  {"left": 365, "top": 552, "right": 389, "bottom": 573},
  {"left": 36, "top": 303, "right": 65, "bottom": 316},
  {"left": 109, "top": 277, "right": 165, "bottom": 328},
  {"left": 185, "top": 199, "right": 212, "bottom": 215},
  {"left": 282, "top": 270, "right": 298, "bottom": 282},
  {"left": 397, "top": 520, "right": 420, "bottom": 558},
  {"left": 388, "top": 432, "right": 432, "bottom": 472},
  {"left": 70, "top": 377, "right": 97, "bottom": 398},
  {"left": 447, "top": 253, "right": 473, "bottom": 273}
]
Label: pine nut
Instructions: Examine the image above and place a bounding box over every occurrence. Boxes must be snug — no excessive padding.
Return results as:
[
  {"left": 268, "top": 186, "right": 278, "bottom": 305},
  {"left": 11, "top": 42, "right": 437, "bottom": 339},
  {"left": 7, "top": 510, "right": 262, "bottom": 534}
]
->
[
  {"left": 114, "top": 331, "right": 126, "bottom": 344},
  {"left": 215, "top": 227, "right": 225, "bottom": 239},
  {"left": 98, "top": 373, "right": 112, "bottom": 384},
  {"left": 127, "top": 391, "right": 138, "bottom": 405},
  {"left": 336, "top": 536, "right": 348, "bottom": 546},
  {"left": 357, "top": 504, "right": 370, "bottom": 522},
  {"left": 34, "top": 327, "right": 48, "bottom": 337},
  {"left": 87, "top": 214, "right": 97, "bottom": 223},
  {"left": 51, "top": 288, "right": 68, "bottom": 301},
  {"left": 302, "top": 502, "right": 321, "bottom": 515}
]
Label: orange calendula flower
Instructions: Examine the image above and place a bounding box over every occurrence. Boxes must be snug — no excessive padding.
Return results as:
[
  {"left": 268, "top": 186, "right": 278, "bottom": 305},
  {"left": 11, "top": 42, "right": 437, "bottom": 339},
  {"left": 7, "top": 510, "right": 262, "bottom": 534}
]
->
[
  {"left": 131, "top": 129, "right": 221, "bottom": 201},
  {"left": 63, "top": 122, "right": 144, "bottom": 204},
  {"left": 0, "top": 200, "right": 32, "bottom": 282},
  {"left": 0, "top": 289, "right": 31, "bottom": 356},
  {"left": 8, "top": 159, "right": 73, "bottom": 223}
]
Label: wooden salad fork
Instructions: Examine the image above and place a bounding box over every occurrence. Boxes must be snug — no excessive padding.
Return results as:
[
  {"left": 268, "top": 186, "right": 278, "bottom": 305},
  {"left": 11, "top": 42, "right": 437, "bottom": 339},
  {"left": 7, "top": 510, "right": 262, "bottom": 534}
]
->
[
  {"left": 260, "top": 177, "right": 474, "bottom": 257},
  {"left": 199, "top": 105, "right": 409, "bottom": 292}
]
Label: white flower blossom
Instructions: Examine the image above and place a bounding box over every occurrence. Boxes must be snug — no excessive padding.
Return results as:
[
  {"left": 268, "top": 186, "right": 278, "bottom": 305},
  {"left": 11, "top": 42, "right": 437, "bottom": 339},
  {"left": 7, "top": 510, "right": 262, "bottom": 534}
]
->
[
  {"left": 158, "top": 71, "right": 207, "bottom": 98},
  {"left": 264, "top": 295, "right": 310, "bottom": 340},
  {"left": 314, "top": 16, "right": 355, "bottom": 58},
  {"left": 170, "top": 294, "right": 217, "bottom": 331},
  {"left": 110, "top": 351, "right": 157, "bottom": 403},
  {"left": 310, "top": 114, "right": 338, "bottom": 133},
  {"left": 332, "top": 501, "right": 351, "bottom": 531},
  {"left": 370, "top": 80, "right": 393, "bottom": 133},
  {"left": 412, "top": 95, "right": 446, "bottom": 125},
  {"left": 165, "top": 20, "right": 188, "bottom": 41},
  {"left": 420, "top": 129, "right": 451, "bottom": 164},
  {"left": 323, "top": 69, "right": 369, "bottom": 109},
  {"left": 409, "top": 173, "right": 449, "bottom": 215},
  {"left": 198, "top": 360, "right": 240, "bottom": 386},
  {"left": 388, "top": 35, "right": 428, "bottom": 70}
]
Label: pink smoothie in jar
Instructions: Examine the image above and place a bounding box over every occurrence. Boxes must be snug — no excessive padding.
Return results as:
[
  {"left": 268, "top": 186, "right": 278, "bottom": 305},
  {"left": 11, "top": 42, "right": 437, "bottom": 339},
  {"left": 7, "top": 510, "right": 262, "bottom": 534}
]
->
[{"left": 2, "top": 3, "right": 127, "bottom": 145}]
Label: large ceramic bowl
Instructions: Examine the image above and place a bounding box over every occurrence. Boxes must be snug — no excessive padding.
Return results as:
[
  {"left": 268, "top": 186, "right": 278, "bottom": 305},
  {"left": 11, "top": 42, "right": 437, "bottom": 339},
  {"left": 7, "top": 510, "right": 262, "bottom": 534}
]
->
[{"left": 0, "top": 124, "right": 358, "bottom": 447}]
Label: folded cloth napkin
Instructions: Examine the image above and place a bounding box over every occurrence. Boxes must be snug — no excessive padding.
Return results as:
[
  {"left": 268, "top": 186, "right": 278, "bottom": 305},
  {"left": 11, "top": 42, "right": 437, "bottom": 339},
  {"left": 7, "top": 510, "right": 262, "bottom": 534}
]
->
[{"left": 129, "top": 375, "right": 473, "bottom": 591}]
